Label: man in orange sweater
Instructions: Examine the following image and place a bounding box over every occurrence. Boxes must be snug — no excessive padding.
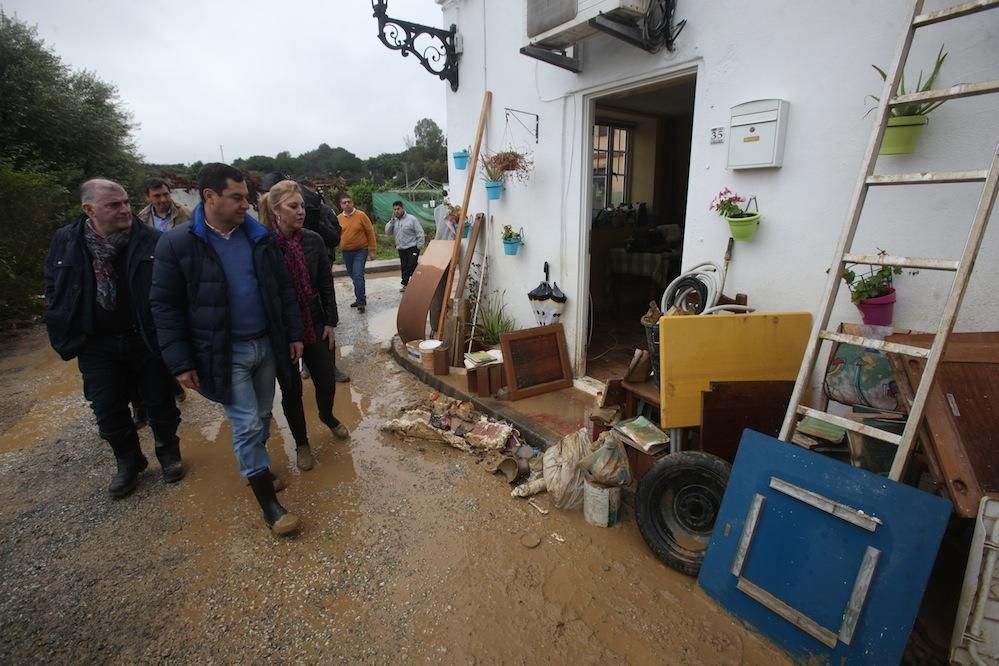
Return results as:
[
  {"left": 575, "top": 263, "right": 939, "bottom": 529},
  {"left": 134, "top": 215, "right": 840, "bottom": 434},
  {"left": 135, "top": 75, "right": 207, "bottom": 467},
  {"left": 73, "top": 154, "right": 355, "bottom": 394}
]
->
[{"left": 337, "top": 194, "right": 376, "bottom": 313}]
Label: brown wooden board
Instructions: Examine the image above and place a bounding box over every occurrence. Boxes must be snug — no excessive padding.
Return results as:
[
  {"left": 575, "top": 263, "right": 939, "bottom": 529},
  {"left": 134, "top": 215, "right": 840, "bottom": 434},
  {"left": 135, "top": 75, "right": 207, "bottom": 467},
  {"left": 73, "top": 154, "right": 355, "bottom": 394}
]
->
[
  {"left": 396, "top": 240, "right": 455, "bottom": 343},
  {"left": 699, "top": 380, "right": 796, "bottom": 463},
  {"left": 500, "top": 323, "right": 573, "bottom": 401},
  {"left": 886, "top": 332, "right": 999, "bottom": 518}
]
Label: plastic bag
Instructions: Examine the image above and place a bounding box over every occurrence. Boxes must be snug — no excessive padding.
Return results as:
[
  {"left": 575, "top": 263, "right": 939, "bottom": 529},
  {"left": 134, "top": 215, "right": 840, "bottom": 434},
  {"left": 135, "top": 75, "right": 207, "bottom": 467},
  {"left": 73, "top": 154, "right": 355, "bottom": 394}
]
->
[
  {"left": 542, "top": 428, "right": 594, "bottom": 510},
  {"left": 577, "top": 432, "right": 632, "bottom": 487}
]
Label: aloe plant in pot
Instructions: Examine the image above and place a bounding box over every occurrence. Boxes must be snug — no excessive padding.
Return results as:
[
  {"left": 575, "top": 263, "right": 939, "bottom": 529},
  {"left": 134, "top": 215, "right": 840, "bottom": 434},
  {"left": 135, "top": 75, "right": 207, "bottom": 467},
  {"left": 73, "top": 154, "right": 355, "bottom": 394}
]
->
[
  {"left": 867, "top": 44, "right": 948, "bottom": 155},
  {"left": 843, "top": 252, "right": 903, "bottom": 326}
]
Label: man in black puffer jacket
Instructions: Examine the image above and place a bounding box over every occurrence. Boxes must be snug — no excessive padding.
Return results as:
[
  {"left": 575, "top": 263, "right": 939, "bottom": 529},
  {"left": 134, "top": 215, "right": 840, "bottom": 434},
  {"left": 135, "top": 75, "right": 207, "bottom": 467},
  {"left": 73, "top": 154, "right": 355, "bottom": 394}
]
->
[
  {"left": 44, "top": 178, "right": 184, "bottom": 498},
  {"left": 150, "top": 163, "right": 305, "bottom": 537}
]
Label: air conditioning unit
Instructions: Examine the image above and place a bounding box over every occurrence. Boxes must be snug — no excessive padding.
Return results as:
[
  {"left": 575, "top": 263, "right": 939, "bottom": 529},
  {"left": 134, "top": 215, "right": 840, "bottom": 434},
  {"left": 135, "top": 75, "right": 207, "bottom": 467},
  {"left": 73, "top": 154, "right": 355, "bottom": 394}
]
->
[{"left": 525, "top": 0, "right": 649, "bottom": 50}]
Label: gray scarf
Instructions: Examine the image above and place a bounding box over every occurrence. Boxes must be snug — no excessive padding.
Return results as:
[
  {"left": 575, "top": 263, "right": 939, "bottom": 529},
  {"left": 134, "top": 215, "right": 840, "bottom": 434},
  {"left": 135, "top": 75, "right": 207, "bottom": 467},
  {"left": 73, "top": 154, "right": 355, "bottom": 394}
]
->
[{"left": 84, "top": 221, "right": 130, "bottom": 310}]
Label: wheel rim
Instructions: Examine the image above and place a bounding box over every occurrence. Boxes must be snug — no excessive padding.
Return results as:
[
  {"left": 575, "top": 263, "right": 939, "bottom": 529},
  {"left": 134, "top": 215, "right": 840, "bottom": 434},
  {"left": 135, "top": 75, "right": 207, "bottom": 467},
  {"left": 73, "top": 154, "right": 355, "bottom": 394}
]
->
[{"left": 654, "top": 468, "right": 726, "bottom": 557}]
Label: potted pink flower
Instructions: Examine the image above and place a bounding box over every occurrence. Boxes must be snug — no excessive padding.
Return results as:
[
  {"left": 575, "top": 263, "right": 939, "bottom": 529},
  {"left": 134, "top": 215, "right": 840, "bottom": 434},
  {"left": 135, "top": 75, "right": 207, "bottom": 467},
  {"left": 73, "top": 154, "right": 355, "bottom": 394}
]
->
[{"left": 710, "top": 188, "right": 761, "bottom": 241}]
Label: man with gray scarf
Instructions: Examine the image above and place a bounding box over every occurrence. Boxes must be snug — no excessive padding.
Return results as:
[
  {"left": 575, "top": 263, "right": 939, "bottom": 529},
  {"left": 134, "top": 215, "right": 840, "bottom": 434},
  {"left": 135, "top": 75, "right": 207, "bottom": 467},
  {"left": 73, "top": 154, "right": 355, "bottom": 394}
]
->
[{"left": 43, "top": 179, "right": 184, "bottom": 498}]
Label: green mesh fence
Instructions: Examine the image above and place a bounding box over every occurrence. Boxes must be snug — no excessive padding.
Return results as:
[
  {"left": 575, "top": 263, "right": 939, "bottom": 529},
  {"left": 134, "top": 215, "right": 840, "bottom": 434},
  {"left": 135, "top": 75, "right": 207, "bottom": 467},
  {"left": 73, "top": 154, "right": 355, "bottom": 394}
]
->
[{"left": 371, "top": 191, "right": 439, "bottom": 229}]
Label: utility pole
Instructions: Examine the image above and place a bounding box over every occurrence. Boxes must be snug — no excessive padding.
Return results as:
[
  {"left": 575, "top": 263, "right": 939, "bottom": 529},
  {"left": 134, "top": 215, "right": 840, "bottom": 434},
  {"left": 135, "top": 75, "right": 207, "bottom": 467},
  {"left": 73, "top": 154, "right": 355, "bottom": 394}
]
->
[{"left": 219, "top": 145, "right": 225, "bottom": 162}]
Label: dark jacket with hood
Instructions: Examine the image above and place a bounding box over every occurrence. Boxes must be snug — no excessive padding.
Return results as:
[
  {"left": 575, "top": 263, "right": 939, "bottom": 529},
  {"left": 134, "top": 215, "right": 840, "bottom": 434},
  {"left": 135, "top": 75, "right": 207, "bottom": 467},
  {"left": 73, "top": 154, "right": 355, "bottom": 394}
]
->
[
  {"left": 43, "top": 215, "right": 162, "bottom": 361},
  {"left": 149, "top": 204, "right": 304, "bottom": 404}
]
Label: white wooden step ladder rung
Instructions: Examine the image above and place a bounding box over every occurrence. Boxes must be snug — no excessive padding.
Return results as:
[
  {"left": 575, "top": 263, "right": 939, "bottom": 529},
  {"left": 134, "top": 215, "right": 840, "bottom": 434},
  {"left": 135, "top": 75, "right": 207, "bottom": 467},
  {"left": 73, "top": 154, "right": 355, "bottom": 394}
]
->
[
  {"left": 797, "top": 407, "right": 903, "bottom": 446},
  {"left": 817, "top": 331, "right": 932, "bottom": 359},
  {"left": 913, "top": 0, "right": 999, "bottom": 27},
  {"left": 892, "top": 80, "right": 999, "bottom": 107},
  {"left": 841, "top": 254, "right": 960, "bottom": 271},
  {"left": 866, "top": 171, "right": 988, "bottom": 186}
]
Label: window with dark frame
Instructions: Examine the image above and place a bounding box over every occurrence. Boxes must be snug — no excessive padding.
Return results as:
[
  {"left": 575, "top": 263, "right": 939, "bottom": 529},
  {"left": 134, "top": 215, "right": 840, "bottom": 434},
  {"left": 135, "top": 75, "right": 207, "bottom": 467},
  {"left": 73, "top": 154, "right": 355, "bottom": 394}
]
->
[{"left": 592, "top": 122, "right": 632, "bottom": 210}]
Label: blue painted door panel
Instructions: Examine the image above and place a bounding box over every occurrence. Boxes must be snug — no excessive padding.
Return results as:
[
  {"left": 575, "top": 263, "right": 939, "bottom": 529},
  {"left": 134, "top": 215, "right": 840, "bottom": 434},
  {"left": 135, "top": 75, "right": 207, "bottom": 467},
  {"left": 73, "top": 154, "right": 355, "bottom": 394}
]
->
[{"left": 698, "top": 430, "right": 951, "bottom": 665}]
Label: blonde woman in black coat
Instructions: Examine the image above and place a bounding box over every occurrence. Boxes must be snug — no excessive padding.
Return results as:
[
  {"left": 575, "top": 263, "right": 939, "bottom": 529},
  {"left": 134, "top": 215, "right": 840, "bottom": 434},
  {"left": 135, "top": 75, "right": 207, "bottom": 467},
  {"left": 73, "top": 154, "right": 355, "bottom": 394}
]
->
[{"left": 259, "top": 180, "right": 349, "bottom": 471}]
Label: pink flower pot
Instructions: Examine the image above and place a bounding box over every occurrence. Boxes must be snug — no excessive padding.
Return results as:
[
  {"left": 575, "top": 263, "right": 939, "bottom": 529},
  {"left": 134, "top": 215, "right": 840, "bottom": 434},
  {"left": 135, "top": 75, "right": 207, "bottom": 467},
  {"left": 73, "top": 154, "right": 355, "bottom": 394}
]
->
[{"left": 856, "top": 288, "right": 896, "bottom": 326}]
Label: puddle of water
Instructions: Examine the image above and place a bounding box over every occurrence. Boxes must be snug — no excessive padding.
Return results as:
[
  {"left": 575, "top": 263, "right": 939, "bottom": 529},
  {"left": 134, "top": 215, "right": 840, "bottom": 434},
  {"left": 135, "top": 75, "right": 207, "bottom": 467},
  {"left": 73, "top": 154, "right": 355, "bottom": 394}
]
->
[{"left": 366, "top": 308, "right": 398, "bottom": 344}]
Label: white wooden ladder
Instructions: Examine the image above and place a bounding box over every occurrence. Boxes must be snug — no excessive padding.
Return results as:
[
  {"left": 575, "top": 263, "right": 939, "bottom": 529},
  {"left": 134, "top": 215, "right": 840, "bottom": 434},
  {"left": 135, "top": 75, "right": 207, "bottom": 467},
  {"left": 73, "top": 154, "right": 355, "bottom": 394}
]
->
[{"left": 778, "top": 0, "right": 999, "bottom": 481}]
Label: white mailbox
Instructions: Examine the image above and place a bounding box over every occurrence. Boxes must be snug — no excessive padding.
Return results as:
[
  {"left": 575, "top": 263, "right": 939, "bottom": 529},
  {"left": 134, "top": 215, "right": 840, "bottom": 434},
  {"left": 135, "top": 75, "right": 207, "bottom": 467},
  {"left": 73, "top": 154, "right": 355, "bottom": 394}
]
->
[{"left": 727, "top": 99, "right": 789, "bottom": 169}]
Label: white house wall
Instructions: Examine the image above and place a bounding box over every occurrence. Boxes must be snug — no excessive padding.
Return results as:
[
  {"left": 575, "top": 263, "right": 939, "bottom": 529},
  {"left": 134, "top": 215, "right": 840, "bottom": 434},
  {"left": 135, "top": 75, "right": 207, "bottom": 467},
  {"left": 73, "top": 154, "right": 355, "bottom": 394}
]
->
[{"left": 440, "top": 0, "right": 999, "bottom": 377}]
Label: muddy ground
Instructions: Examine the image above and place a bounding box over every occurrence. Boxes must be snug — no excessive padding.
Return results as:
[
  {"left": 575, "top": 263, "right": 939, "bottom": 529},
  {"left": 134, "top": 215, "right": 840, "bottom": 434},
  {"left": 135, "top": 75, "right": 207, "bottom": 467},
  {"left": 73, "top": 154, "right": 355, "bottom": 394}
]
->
[{"left": 0, "top": 274, "right": 788, "bottom": 664}]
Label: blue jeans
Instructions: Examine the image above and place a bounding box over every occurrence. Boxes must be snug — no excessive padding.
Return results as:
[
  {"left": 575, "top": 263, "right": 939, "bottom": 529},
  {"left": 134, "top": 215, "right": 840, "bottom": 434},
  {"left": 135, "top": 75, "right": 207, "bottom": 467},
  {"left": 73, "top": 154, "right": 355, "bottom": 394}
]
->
[
  {"left": 223, "top": 337, "right": 276, "bottom": 477},
  {"left": 341, "top": 248, "right": 368, "bottom": 305}
]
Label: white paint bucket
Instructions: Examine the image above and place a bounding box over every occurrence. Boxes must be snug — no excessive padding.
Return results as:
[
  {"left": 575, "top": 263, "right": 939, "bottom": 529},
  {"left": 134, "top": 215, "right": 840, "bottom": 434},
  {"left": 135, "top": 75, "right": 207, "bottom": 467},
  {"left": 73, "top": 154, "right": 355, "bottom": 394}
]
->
[{"left": 583, "top": 479, "right": 621, "bottom": 527}]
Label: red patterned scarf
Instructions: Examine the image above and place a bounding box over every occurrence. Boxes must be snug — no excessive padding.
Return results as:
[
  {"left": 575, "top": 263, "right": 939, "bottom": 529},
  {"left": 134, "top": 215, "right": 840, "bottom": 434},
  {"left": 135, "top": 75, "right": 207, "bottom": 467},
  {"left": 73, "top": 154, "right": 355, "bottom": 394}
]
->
[{"left": 275, "top": 229, "right": 317, "bottom": 345}]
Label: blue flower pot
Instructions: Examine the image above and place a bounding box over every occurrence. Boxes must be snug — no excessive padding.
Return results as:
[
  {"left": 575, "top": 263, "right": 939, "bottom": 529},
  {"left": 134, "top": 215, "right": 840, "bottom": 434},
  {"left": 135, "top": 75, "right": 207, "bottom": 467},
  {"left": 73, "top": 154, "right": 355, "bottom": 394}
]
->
[
  {"left": 461, "top": 221, "right": 471, "bottom": 239},
  {"left": 503, "top": 239, "right": 521, "bottom": 256},
  {"left": 484, "top": 180, "right": 503, "bottom": 200},
  {"left": 453, "top": 150, "right": 470, "bottom": 170}
]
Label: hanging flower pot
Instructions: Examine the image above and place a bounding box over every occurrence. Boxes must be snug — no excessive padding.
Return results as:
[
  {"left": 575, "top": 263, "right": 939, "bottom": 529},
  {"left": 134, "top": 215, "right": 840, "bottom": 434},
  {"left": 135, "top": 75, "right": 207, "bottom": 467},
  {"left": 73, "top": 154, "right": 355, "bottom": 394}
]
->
[
  {"left": 461, "top": 220, "right": 471, "bottom": 239},
  {"left": 484, "top": 180, "right": 504, "bottom": 200},
  {"left": 501, "top": 225, "right": 523, "bottom": 255},
  {"left": 453, "top": 149, "right": 470, "bottom": 170},
  {"left": 725, "top": 213, "right": 761, "bottom": 241},
  {"left": 856, "top": 288, "right": 896, "bottom": 326},
  {"left": 503, "top": 239, "right": 522, "bottom": 256},
  {"left": 712, "top": 189, "right": 761, "bottom": 241},
  {"left": 843, "top": 254, "right": 903, "bottom": 326},
  {"left": 880, "top": 115, "right": 928, "bottom": 155}
]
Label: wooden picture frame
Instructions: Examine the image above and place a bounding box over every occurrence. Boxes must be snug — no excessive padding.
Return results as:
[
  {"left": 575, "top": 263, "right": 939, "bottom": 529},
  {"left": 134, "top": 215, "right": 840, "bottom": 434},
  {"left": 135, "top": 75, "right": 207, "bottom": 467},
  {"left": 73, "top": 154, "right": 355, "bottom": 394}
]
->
[{"left": 500, "top": 323, "right": 573, "bottom": 401}]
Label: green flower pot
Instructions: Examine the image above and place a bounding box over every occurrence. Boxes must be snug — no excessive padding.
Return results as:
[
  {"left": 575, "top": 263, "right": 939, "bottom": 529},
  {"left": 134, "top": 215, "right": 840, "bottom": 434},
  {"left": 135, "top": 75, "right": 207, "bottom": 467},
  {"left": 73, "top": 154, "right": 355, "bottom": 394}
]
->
[
  {"left": 726, "top": 213, "right": 761, "bottom": 241},
  {"left": 880, "top": 115, "right": 928, "bottom": 155}
]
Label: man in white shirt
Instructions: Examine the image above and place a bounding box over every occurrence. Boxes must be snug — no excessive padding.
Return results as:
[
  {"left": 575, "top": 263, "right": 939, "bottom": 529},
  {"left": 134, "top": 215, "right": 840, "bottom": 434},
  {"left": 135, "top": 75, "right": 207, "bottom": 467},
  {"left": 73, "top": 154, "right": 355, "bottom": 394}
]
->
[{"left": 137, "top": 177, "right": 192, "bottom": 232}]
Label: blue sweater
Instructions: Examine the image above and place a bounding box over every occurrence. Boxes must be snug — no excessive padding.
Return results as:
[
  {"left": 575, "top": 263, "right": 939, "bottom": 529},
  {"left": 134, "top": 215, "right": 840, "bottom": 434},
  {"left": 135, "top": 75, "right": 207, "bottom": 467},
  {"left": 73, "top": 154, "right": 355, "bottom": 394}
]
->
[{"left": 205, "top": 225, "right": 268, "bottom": 340}]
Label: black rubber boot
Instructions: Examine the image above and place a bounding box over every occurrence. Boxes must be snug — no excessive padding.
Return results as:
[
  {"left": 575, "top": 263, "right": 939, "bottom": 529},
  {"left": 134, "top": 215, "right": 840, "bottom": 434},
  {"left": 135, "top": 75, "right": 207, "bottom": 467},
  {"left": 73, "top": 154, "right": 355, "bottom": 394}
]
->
[
  {"left": 131, "top": 403, "right": 148, "bottom": 430},
  {"left": 154, "top": 445, "right": 185, "bottom": 483},
  {"left": 150, "top": 423, "right": 185, "bottom": 483},
  {"left": 247, "top": 470, "right": 300, "bottom": 536},
  {"left": 105, "top": 428, "right": 148, "bottom": 499}
]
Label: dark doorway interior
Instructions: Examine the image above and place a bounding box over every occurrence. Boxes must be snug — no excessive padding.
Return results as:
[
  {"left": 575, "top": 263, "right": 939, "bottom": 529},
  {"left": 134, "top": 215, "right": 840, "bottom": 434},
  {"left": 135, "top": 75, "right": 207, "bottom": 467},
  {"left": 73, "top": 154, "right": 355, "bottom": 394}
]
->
[{"left": 586, "top": 75, "right": 696, "bottom": 382}]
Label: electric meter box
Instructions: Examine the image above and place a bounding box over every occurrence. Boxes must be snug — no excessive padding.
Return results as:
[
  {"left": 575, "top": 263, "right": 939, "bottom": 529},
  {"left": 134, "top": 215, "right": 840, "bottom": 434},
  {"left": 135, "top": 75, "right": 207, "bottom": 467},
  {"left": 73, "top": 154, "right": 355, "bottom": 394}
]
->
[{"left": 727, "top": 99, "right": 789, "bottom": 169}]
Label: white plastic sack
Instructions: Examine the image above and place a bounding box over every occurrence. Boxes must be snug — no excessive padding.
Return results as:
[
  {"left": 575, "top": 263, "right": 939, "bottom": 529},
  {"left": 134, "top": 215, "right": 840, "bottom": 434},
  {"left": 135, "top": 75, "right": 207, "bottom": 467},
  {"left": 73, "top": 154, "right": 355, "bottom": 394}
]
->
[
  {"left": 578, "top": 432, "right": 632, "bottom": 487},
  {"left": 542, "top": 428, "right": 594, "bottom": 510}
]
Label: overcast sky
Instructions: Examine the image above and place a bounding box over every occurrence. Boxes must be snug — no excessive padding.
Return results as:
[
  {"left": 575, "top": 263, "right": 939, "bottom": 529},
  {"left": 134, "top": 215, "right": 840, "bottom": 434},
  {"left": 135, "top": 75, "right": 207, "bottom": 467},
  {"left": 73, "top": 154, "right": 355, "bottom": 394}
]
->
[{"left": 2, "top": 0, "right": 448, "bottom": 164}]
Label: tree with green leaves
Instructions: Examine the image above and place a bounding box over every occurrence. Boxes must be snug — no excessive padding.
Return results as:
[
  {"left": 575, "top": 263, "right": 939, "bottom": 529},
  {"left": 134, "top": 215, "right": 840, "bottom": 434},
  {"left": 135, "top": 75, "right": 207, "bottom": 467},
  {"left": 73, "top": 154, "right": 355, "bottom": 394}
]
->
[{"left": 0, "top": 12, "right": 141, "bottom": 321}]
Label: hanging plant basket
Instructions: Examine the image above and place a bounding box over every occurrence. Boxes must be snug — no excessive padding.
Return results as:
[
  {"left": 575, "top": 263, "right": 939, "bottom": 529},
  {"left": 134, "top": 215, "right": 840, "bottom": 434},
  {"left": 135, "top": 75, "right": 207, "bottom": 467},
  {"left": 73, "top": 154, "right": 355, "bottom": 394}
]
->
[
  {"left": 726, "top": 213, "right": 761, "bottom": 241},
  {"left": 856, "top": 288, "right": 896, "bottom": 326},
  {"left": 453, "top": 150, "right": 470, "bottom": 170},
  {"left": 880, "top": 115, "right": 928, "bottom": 155},
  {"left": 461, "top": 220, "right": 471, "bottom": 239},
  {"left": 484, "top": 180, "right": 504, "bottom": 201}
]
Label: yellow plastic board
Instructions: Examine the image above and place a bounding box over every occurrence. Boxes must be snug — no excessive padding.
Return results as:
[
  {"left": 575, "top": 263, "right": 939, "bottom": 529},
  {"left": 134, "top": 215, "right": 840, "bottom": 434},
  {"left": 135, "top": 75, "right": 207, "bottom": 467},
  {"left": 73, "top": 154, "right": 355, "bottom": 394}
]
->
[{"left": 659, "top": 312, "right": 812, "bottom": 428}]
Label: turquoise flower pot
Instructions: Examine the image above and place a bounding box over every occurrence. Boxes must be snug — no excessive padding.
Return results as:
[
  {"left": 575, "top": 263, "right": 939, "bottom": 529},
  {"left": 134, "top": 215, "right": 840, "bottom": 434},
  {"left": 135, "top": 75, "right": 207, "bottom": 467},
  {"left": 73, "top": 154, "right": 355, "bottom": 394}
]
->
[
  {"left": 485, "top": 181, "right": 504, "bottom": 200},
  {"left": 453, "top": 150, "right": 470, "bottom": 170}
]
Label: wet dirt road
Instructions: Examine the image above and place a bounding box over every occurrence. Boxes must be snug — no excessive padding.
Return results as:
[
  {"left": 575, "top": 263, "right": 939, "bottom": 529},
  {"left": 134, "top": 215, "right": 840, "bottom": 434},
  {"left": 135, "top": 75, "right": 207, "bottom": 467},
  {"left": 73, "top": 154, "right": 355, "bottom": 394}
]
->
[{"left": 0, "top": 274, "right": 789, "bottom": 664}]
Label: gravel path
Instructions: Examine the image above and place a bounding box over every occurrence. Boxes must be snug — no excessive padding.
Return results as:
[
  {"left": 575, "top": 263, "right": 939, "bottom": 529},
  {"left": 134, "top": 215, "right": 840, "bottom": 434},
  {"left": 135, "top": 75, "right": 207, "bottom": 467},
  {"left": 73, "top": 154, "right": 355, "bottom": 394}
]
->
[{"left": 0, "top": 275, "right": 788, "bottom": 664}]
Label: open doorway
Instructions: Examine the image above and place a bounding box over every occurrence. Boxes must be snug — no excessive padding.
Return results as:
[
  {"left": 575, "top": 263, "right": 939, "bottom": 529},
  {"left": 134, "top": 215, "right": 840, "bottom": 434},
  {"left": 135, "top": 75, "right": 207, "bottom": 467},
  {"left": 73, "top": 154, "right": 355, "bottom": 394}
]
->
[{"left": 584, "top": 74, "right": 696, "bottom": 382}]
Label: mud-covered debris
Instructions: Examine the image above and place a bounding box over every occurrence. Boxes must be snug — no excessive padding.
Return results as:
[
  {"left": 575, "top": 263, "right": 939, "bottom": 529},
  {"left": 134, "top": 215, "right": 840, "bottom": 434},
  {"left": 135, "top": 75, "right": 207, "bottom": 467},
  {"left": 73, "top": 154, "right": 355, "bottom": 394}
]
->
[
  {"left": 520, "top": 532, "right": 542, "bottom": 549},
  {"left": 381, "top": 398, "right": 514, "bottom": 453}
]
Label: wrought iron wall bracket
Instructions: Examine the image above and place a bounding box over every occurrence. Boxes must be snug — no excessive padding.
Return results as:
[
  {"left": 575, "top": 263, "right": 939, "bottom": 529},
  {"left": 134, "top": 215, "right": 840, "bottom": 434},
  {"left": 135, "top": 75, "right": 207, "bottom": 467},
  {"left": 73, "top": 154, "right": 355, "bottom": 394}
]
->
[{"left": 372, "top": 1, "right": 460, "bottom": 91}]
